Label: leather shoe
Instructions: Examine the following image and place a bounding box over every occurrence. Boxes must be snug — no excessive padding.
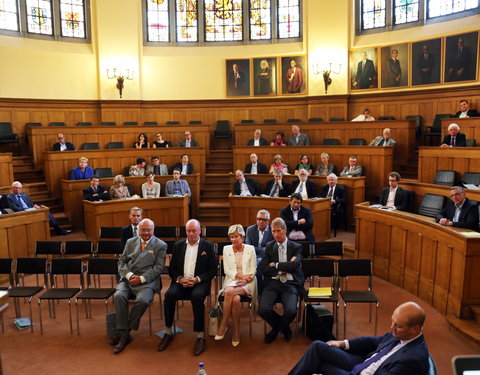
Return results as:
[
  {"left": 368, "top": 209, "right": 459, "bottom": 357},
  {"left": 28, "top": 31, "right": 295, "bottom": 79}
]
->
[
  {"left": 108, "top": 333, "right": 121, "bottom": 346},
  {"left": 264, "top": 329, "right": 279, "bottom": 344},
  {"left": 157, "top": 333, "right": 174, "bottom": 352},
  {"left": 113, "top": 333, "right": 132, "bottom": 354},
  {"left": 193, "top": 338, "right": 205, "bottom": 356},
  {"left": 282, "top": 326, "right": 293, "bottom": 342}
]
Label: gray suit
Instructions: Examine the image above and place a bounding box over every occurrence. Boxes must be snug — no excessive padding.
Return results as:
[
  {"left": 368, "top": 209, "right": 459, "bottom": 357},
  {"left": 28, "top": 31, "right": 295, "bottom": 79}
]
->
[
  {"left": 179, "top": 139, "right": 198, "bottom": 147},
  {"left": 287, "top": 133, "right": 310, "bottom": 146},
  {"left": 146, "top": 163, "right": 168, "bottom": 175},
  {"left": 114, "top": 236, "right": 167, "bottom": 331},
  {"left": 340, "top": 165, "right": 363, "bottom": 177},
  {"left": 165, "top": 179, "right": 191, "bottom": 200},
  {"left": 369, "top": 136, "right": 396, "bottom": 146}
]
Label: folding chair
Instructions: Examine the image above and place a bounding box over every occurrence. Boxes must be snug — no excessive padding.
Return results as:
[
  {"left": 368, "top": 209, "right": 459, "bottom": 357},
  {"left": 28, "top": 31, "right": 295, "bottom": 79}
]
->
[
  {"left": 35, "top": 241, "right": 63, "bottom": 258},
  {"left": 312, "top": 241, "right": 343, "bottom": 258},
  {"left": 0, "top": 258, "right": 13, "bottom": 332},
  {"left": 96, "top": 240, "right": 123, "bottom": 256},
  {"left": 99, "top": 226, "right": 123, "bottom": 239},
  {"left": 64, "top": 241, "right": 93, "bottom": 257}
]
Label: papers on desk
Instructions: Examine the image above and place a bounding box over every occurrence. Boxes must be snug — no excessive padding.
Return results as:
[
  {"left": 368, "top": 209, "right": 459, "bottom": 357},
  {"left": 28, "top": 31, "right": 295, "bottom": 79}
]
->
[
  {"left": 458, "top": 231, "right": 480, "bottom": 237},
  {"left": 308, "top": 287, "right": 332, "bottom": 297},
  {"left": 370, "top": 204, "right": 395, "bottom": 211},
  {"left": 464, "top": 184, "right": 480, "bottom": 190}
]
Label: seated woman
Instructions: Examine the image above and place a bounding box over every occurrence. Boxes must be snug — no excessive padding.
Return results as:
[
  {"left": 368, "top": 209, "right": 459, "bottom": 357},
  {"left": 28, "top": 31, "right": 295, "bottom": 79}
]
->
[
  {"left": 269, "top": 154, "right": 289, "bottom": 174},
  {"left": 152, "top": 133, "right": 170, "bottom": 148},
  {"left": 110, "top": 174, "right": 131, "bottom": 199},
  {"left": 314, "top": 152, "right": 335, "bottom": 176},
  {"left": 294, "top": 154, "right": 313, "bottom": 175},
  {"left": 70, "top": 157, "right": 94, "bottom": 180},
  {"left": 129, "top": 157, "right": 146, "bottom": 176},
  {"left": 215, "top": 224, "right": 256, "bottom": 347},
  {"left": 270, "top": 131, "right": 286, "bottom": 147},
  {"left": 142, "top": 171, "right": 161, "bottom": 198},
  {"left": 134, "top": 133, "right": 150, "bottom": 149}
]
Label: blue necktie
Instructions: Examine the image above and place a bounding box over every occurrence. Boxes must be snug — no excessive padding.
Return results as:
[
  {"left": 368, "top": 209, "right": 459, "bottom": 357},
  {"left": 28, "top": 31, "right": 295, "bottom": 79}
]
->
[{"left": 349, "top": 339, "right": 400, "bottom": 375}]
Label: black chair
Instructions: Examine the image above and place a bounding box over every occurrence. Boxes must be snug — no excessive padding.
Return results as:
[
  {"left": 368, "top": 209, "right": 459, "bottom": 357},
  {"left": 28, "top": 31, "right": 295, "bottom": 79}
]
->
[
  {"left": 99, "top": 226, "right": 123, "bottom": 239},
  {"left": 107, "top": 142, "right": 124, "bottom": 149},
  {"left": 377, "top": 116, "right": 395, "bottom": 120},
  {"left": 404, "top": 189, "right": 414, "bottom": 213},
  {"left": 178, "top": 226, "right": 187, "bottom": 238},
  {"left": 204, "top": 226, "right": 229, "bottom": 241},
  {"left": 424, "top": 114, "right": 450, "bottom": 145},
  {"left": 76, "top": 122, "right": 92, "bottom": 126},
  {"left": 287, "top": 118, "right": 302, "bottom": 123},
  {"left": 123, "top": 166, "right": 130, "bottom": 177},
  {"left": 214, "top": 120, "right": 231, "bottom": 137},
  {"left": 82, "top": 142, "right": 100, "bottom": 150},
  {"left": 0, "top": 258, "right": 13, "bottom": 332},
  {"left": 0, "top": 122, "right": 20, "bottom": 155},
  {"left": 405, "top": 115, "right": 422, "bottom": 137},
  {"left": 188, "top": 120, "right": 202, "bottom": 124},
  {"left": 433, "top": 170, "right": 455, "bottom": 186},
  {"left": 101, "top": 122, "right": 116, "bottom": 126},
  {"left": 26, "top": 122, "right": 42, "bottom": 127},
  {"left": 125, "top": 184, "right": 135, "bottom": 196},
  {"left": 144, "top": 121, "right": 158, "bottom": 126},
  {"left": 49, "top": 122, "right": 66, "bottom": 126},
  {"left": 64, "top": 241, "right": 93, "bottom": 257},
  {"left": 166, "top": 121, "right": 180, "bottom": 125},
  {"left": 38, "top": 258, "right": 84, "bottom": 334},
  {"left": 123, "top": 121, "right": 138, "bottom": 126},
  {"left": 466, "top": 139, "right": 476, "bottom": 147},
  {"left": 348, "top": 138, "right": 365, "bottom": 145},
  {"left": 35, "top": 240, "right": 63, "bottom": 258},
  {"left": 293, "top": 241, "right": 311, "bottom": 259},
  {"left": 329, "top": 117, "right": 345, "bottom": 122},
  {"left": 323, "top": 138, "right": 340, "bottom": 145},
  {"left": 94, "top": 167, "right": 114, "bottom": 178},
  {"left": 338, "top": 259, "right": 379, "bottom": 338},
  {"left": 313, "top": 241, "right": 343, "bottom": 258},
  {"left": 417, "top": 194, "right": 445, "bottom": 218},
  {"left": 154, "top": 226, "right": 178, "bottom": 239},
  {"left": 240, "top": 119, "right": 254, "bottom": 123},
  {"left": 462, "top": 172, "right": 480, "bottom": 187},
  {"left": 96, "top": 240, "right": 123, "bottom": 256},
  {"left": 263, "top": 119, "right": 277, "bottom": 124},
  {"left": 308, "top": 118, "right": 323, "bottom": 123}
]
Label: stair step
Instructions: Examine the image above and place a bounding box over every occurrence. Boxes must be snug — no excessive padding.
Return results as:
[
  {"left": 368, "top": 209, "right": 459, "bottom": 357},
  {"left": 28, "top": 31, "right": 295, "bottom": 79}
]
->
[
  {"left": 447, "top": 314, "right": 480, "bottom": 350},
  {"left": 201, "top": 197, "right": 229, "bottom": 203},
  {"left": 199, "top": 202, "right": 229, "bottom": 208}
]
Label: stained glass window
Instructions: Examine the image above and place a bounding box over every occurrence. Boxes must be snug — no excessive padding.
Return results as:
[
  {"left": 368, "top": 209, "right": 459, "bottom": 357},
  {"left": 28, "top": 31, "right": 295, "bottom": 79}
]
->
[
  {"left": 204, "top": 0, "right": 243, "bottom": 42},
  {"left": 278, "top": 0, "right": 299, "bottom": 39},
  {"left": 176, "top": 0, "right": 198, "bottom": 42},
  {"left": 428, "top": 0, "right": 478, "bottom": 17},
  {"left": 147, "top": 0, "right": 170, "bottom": 42},
  {"left": 26, "top": 0, "right": 53, "bottom": 35},
  {"left": 250, "top": 0, "right": 271, "bottom": 40},
  {"left": 394, "top": 0, "right": 419, "bottom": 23},
  {"left": 362, "top": 0, "right": 386, "bottom": 29},
  {"left": 0, "top": 0, "right": 19, "bottom": 31},
  {"left": 60, "top": 0, "right": 85, "bottom": 38}
]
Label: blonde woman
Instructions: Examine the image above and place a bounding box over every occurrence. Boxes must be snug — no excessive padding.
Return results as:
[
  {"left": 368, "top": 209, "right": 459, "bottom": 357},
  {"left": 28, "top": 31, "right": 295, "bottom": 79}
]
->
[
  {"left": 314, "top": 152, "right": 335, "bottom": 176},
  {"left": 142, "top": 171, "right": 161, "bottom": 198},
  {"left": 70, "top": 157, "right": 94, "bottom": 180},
  {"left": 110, "top": 175, "right": 131, "bottom": 199}
]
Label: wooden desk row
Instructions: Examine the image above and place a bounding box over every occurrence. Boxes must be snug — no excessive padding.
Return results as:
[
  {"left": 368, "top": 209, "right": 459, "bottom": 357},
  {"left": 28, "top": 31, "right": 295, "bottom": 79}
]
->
[
  {"left": 27, "top": 125, "right": 211, "bottom": 167},
  {"left": 229, "top": 196, "right": 331, "bottom": 241},
  {"left": 0, "top": 153, "right": 13, "bottom": 188},
  {"left": 355, "top": 202, "right": 480, "bottom": 318},
  {"left": 441, "top": 117, "right": 480, "bottom": 141},
  {"left": 44, "top": 148, "right": 206, "bottom": 199},
  {"left": 62, "top": 174, "right": 201, "bottom": 229}
]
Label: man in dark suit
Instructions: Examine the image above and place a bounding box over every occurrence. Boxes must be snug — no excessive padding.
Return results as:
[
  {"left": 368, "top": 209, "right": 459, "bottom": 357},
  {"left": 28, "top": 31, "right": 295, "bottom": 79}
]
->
[
  {"left": 280, "top": 193, "right": 314, "bottom": 243},
  {"left": 233, "top": 169, "right": 259, "bottom": 196},
  {"left": 112, "top": 218, "right": 166, "bottom": 354},
  {"left": 172, "top": 154, "right": 194, "bottom": 175},
  {"left": 158, "top": 219, "right": 217, "bottom": 356},
  {"left": 319, "top": 173, "right": 346, "bottom": 220},
  {"left": 379, "top": 171, "right": 409, "bottom": 211},
  {"left": 52, "top": 133, "right": 75, "bottom": 151},
  {"left": 353, "top": 51, "right": 375, "bottom": 89},
  {"left": 228, "top": 63, "right": 249, "bottom": 96},
  {"left": 247, "top": 129, "right": 268, "bottom": 146},
  {"left": 416, "top": 44, "right": 435, "bottom": 84},
  {"left": 178, "top": 131, "right": 198, "bottom": 147},
  {"left": 447, "top": 37, "right": 471, "bottom": 82},
  {"left": 440, "top": 123, "right": 466, "bottom": 147},
  {"left": 83, "top": 175, "right": 110, "bottom": 202},
  {"left": 259, "top": 217, "right": 303, "bottom": 343},
  {"left": 289, "top": 301, "right": 429, "bottom": 375},
  {"left": 454, "top": 99, "right": 479, "bottom": 118},
  {"left": 245, "top": 209, "right": 273, "bottom": 260},
  {"left": 264, "top": 170, "right": 291, "bottom": 197},
  {"left": 386, "top": 49, "right": 401, "bottom": 87},
  {"left": 120, "top": 207, "right": 143, "bottom": 250},
  {"left": 291, "top": 169, "right": 317, "bottom": 199},
  {"left": 436, "top": 186, "right": 479, "bottom": 231},
  {"left": 244, "top": 153, "right": 268, "bottom": 174}
]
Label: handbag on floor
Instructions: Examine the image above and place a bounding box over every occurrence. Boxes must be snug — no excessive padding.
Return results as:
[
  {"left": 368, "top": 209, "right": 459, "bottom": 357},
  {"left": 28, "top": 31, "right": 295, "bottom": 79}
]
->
[{"left": 208, "top": 303, "right": 220, "bottom": 336}]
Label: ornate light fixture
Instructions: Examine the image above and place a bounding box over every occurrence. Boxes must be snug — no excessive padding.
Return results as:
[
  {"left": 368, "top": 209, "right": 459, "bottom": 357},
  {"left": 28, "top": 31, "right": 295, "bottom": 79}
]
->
[
  {"left": 106, "top": 68, "right": 134, "bottom": 98},
  {"left": 312, "top": 63, "right": 342, "bottom": 94}
]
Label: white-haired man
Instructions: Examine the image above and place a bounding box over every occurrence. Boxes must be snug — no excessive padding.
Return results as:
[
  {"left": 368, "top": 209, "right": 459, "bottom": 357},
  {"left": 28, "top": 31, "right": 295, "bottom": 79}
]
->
[{"left": 440, "top": 123, "right": 466, "bottom": 147}]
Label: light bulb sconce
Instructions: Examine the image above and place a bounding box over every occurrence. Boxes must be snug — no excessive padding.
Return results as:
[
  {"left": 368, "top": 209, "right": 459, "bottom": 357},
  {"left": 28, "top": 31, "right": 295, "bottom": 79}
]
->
[
  {"left": 312, "top": 63, "right": 342, "bottom": 94},
  {"left": 106, "top": 68, "right": 134, "bottom": 98}
]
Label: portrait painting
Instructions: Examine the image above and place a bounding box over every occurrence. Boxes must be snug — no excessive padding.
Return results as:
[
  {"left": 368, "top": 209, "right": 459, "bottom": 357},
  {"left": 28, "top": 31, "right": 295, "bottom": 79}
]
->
[
  {"left": 281, "top": 56, "right": 306, "bottom": 95},
  {"left": 380, "top": 43, "right": 408, "bottom": 88},
  {"left": 411, "top": 38, "right": 441, "bottom": 86},
  {"left": 444, "top": 32, "right": 478, "bottom": 83},
  {"left": 253, "top": 57, "right": 277, "bottom": 96},
  {"left": 226, "top": 59, "right": 251, "bottom": 97},
  {"left": 350, "top": 48, "right": 378, "bottom": 90}
]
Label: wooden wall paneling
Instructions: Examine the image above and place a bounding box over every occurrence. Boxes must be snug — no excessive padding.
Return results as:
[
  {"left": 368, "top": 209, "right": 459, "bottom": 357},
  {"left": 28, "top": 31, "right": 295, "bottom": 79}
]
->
[
  {"left": 403, "top": 231, "right": 422, "bottom": 296},
  {"left": 388, "top": 226, "right": 406, "bottom": 287},
  {"left": 0, "top": 153, "right": 14, "bottom": 187},
  {"left": 432, "top": 242, "right": 453, "bottom": 315},
  {"left": 355, "top": 217, "right": 375, "bottom": 259},
  {"left": 418, "top": 237, "right": 437, "bottom": 306},
  {"left": 372, "top": 221, "right": 391, "bottom": 280}
]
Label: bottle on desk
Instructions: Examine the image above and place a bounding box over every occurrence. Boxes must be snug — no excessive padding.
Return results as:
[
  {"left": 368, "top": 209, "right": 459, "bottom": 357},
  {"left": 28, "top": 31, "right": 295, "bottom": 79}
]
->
[{"left": 197, "top": 362, "right": 207, "bottom": 375}]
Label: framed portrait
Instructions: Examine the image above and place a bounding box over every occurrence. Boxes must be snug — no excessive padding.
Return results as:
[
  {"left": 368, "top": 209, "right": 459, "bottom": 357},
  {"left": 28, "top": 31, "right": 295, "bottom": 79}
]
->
[
  {"left": 281, "top": 56, "right": 307, "bottom": 95},
  {"left": 226, "top": 59, "right": 251, "bottom": 97},
  {"left": 411, "top": 38, "right": 441, "bottom": 86},
  {"left": 380, "top": 43, "right": 408, "bottom": 88},
  {"left": 253, "top": 57, "right": 277, "bottom": 96},
  {"left": 350, "top": 48, "right": 378, "bottom": 90},
  {"left": 444, "top": 32, "right": 478, "bottom": 83}
]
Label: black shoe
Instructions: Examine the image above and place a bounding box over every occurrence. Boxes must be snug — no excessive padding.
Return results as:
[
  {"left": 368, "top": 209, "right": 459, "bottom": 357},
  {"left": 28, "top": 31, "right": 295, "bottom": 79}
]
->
[
  {"left": 113, "top": 333, "right": 132, "bottom": 354},
  {"left": 108, "top": 333, "right": 121, "bottom": 346},
  {"left": 282, "top": 326, "right": 292, "bottom": 342},
  {"left": 157, "top": 333, "right": 174, "bottom": 352},
  {"left": 193, "top": 337, "right": 206, "bottom": 356},
  {"left": 264, "top": 329, "right": 279, "bottom": 344}
]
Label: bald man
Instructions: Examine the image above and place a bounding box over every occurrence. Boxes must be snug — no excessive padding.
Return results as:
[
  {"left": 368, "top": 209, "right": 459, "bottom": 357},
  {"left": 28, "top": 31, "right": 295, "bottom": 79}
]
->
[{"left": 289, "top": 301, "right": 429, "bottom": 375}]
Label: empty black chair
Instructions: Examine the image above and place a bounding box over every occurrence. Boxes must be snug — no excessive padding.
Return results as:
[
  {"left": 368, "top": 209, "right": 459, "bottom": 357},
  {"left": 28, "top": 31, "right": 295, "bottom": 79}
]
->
[
  {"left": 166, "top": 121, "right": 180, "bottom": 125},
  {"left": 144, "top": 121, "right": 158, "bottom": 126},
  {"left": 377, "top": 116, "right": 395, "bottom": 120},
  {"left": 123, "top": 121, "right": 138, "bottom": 126},
  {"left": 313, "top": 241, "right": 343, "bottom": 258},
  {"left": 323, "top": 138, "right": 340, "bottom": 145},
  {"left": 405, "top": 115, "right": 422, "bottom": 137},
  {"left": 82, "top": 142, "right": 100, "bottom": 150},
  {"left": 96, "top": 240, "right": 123, "bottom": 256},
  {"left": 214, "top": 120, "right": 231, "bottom": 137},
  {"left": 0, "top": 122, "right": 20, "bottom": 154},
  {"left": 49, "top": 122, "right": 66, "bottom": 126},
  {"left": 241, "top": 119, "right": 254, "bottom": 123},
  {"left": 404, "top": 189, "right": 414, "bottom": 213},
  {"left": 107, "top": 142, "right": 124, "bottom": 149},
  {"left": 294, "top": 241, "right": 311, "bottom": 258},
  {"left": 462, "top": 172, "right": 480, "bottom": 187},
  {"left": 188, "top": 120, "right": 202, "bottom": 124},
  {"left": 178, "top": 226, "right": 187, "bottom": 238},
  {"left": 101, "top": 122, "right": 116, "bottom": 126},
  {"left": 26, "top": 122, "right": 42, "bottom": 127},
  {"left": 433, "top": 170, "right": 455, "bottom": 186},
  {"left": 287, "top": 118, "right": 302, "bottom": 123},
  {"left": 308, "top": 118, "right": 323, "bottom": 123},
  {"left": 466, "top": 139, "right": 476, "bottom": 147},
  {"left": 64, "top": 240, "right": 93, "bottom": 256},
  {"left": 94, "top": 167, "right": 114, "bottom": 178},
  {"left": 125, "top": 184, "right": 135, "bottom": 196},
  {"left": 154, "top": 226, "right": 177, "bottom": 239},
  {"left": 123, "top": 166, "right": 130, "bottom": 177},
  {"left": 76, "top": 122, "right": 92, "bottom": 126},
  {"left": 0, "top": 258, "right": 13, "bottom": 291},
  {"left": 204, "top": 225, "right": 229, "bottom": 240},
  {"left": 329, "top": 117, "right": 345, "bottom": 122},
  {"left": 424, "top": 114, "right": 451, "bottom": 145},
  {"left": 99, "top": 226, "right": 123, "bottom": 239},
  {"left": 35, "top": 241, "right": 63, "bottom": 258},
  {"left": 263, "top": 119, "right": 277, "bottom": 124},
  {"left": 417, "top": 194, "right": 445, "bottom": 218},
  {"left": 348, "top": 138, "right": 365, "bottom": 145}
]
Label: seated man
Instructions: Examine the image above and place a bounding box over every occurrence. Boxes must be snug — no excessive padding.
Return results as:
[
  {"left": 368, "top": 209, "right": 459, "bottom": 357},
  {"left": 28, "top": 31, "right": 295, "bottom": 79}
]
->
[
  {"left": 7, "top": 181, "right": 71, "bottom": 235},
  {"left": 287, "top": 125, "right": 310, "bottom": 146},
  {"left": 280, "top": 193, "right": 314, "bottom": 243},
  {"left": 83, "top": 175, "right": 110, "bottom": 202},
  {"left": 379, "top": 171, "right": 409, "bottom": 211},
  {"left": 369, "top": 128, "right": 396, "bottom": 146},
  {"left": 233, "top": 169, "right": 259, "bottom": 196},
  {"left": 172, "top": 154, "right": 194, "bottom": 175},
  {"left": 111, "top": 218, "right": 167, "bottom": 354},
  {"left": 146, "top": 155, "right": 168, "bottom": 176},
  {"left": 158, "top": 219, "right": 217, "bottom": 356},
  {"left": 454, "top": 99, "right": 479, "bottom": 118},
  {"left": 247, "top": 129, "right": 268, "bottom": 146},
  {"left": 319, "top": 173, "right": 346, "bottom": 223},
  {"left": 0, "top": 194, "right": 11, "bottom": 214},
  {"left": 120, "top": 207, "right": 143, "bottom": 250},
  {"left": 264, "top": 170, "right": 291, "bottom": 197},
  {"left": 245, "top": 209, "right": 273, "bottom": 260},
  {"left": 53, "top": 133, "right": 75, "bottom": 151},
  {"left": 440, "top": 123, "right": 466, "bottom": 147},
  {"left": 259, "top": 217, "right": 303, "bottom": 344},
  {"left": 179, "top": 130, "right": 198, "bottom": 147},
  {"left": 435, "top": 186, "right": 479, "bottom": 231},
  {"left": 289, "top": 301, "right": 429, "bottom": 375},
  {"left": 291, "top": 169, "right": 316, "bottom": 199},
  {"left": 351, "top": 108, "right": 375, "bottom": 122},
  {"left": 340, "top": 155, "right": 363, "bottom": 177},
  {"left": 244, "top": 153, "right": 268, "bottom": 174},
  {"left": 165, "top": 168, "right": 191, "bottom": 201}
]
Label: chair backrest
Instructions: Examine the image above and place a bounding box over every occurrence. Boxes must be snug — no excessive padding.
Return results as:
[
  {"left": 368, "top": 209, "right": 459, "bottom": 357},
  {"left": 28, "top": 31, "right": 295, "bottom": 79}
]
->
[
  {"left": 125, "top": 184, "right": 134, "bottom": 196},
  {"left": 87, "top": 257, "right": 118, "bottom": 275},
  {"left": 405, "top": 115, "right": 422, "bottom": 135},
  {"left": 107, "top": 141, "right": 124, "bottom": 149},
  {"left": 123, "top": 121, "right": 138, "bottom": 126},
  {"left": 26, "top": 122, "right": 42, "bottom": 127},
  {"left": 263, "top": 119, "right": 277, "bottom": 124},
  {"left": 166, "top": 121, "right": 180, "bottom": 125},
  {"left": 49, "top": 122, "right": 66, "bottom": 126},
  {"left": 216, "top": 241, "right": 230, "bottom": 257},
  {"left": 64, "top": 240, "right": 93, "bottom": 255},
  {"left": 433, "top": 170, "right": 455, "bottom": 186},
  {"left": 51, "top": 258, "right": 84, "bottom": 274},
  {"left": 178, "top": 226, "right": 187, "bottom": 238},
  {"left": 431, "top": 114, "right": 451, "bottom": 132},
  {"left": 404, "top": 189, "right": 414, "bottom": 212},
  {"left": 15, "top": 257, "right": 48, "bottom": 285},
  {"left": 144, "top": 121, "right": 158, "bottom": 126},
  {"left": 329, "top": 117, "right": 345, "bottom": 122},
  {"left": 463, "top": 172, "right": 480, "bottom": 186},
  {"left": 293, "top": 241, "right": 311, "bottom": 258},
  {"left": 76, "top": 122, "right": 92, "bottom": 126},
  {"left": 240, "top": 119, "right": 254, "bottom": 123},
  {"left": 99, "top": 226, "right": 123, "bottom": 239},
  {"left": 301, "top": 258, "right": 335, "bottom": 278},
  {"left": 417, "top": 193, "right": 445, "bottom": 218},
  {"left": 101, "top": 122, "right": 116, "bottom": 126},
  {"left": 96, "top": 240, "right": 123, "bottom": 255},
  {"left": 154, "top": 225, "right": 177, "bottom": 239},
  {"left": 214, "top": 121, "right": 231, "bottom": 135},
  {"left": 287, "top": 118, "right": 302, "bottom": 123},
  {"left": 82, "top": 142, "right": 100, "bottom": 150},
  {"left": 313, "top": 241, "right": 343, "bottom": 257},
  {"left": 338, "top": 259, "right": 372, "bottom": 277},
  {"left": 308, "top": 118, "right": 323, "bottom": 123},
  {"left": 466, "top": 139, "right": 476, "bottom": 147},
  {"left": 348, "top": 138, "right": 365, "bottom": 145},
  {"left": 123, "top": 166, "right": 130, "bottom": 177},
  {"left": 204, "top": 225, "right": 229, "bottom": 239},
  {"left": 94, "top": 167, "right": 114, "bottom": 178},
  {"left": 35, "top": 241, "right": 63, "bottom": 256},
  {"left": 0, "top": 258, "right": 13, "bottom": 285},
  {"left": 378, "top": 116, "right": 395, "bottom": 120},
  {"left": 323, "top": 138, "right": 340, "bottom": 145},
  {"left": 188, "top": 120, "right": 202, "bottom": 124},
  {"left": 0, "top": 122, "right": 14, "bottom": 137}
]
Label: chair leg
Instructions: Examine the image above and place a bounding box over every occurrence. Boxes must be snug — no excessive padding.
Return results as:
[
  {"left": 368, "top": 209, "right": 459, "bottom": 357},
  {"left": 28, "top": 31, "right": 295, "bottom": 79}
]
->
[
  {"left": 374, "top": 302, "right": 379, "bottom": 335},
  {"left": 148, "top": 303, "right": 152, "bottom": 335},
  {"left": 38, "top": 300, "right": 44, "bottom": 335},
  {"left": 28, "top": 297, "right": 34, "bottom": 333},
  {"left": 68, "top": 299, "right": 73, "bottom": 334},
  {"left": 158, "top": 293, "right": 163, "bottom": 320},
  {"left": 76, "top": 299, "right": 80, "bottom": 335},
  {"left": 343, "top": 302, "right": 347, "bottom": 339}
]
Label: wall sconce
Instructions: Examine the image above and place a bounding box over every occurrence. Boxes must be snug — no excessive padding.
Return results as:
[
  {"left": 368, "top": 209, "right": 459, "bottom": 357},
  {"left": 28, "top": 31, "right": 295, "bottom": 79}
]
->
[
  {"left": 106, "top": 68, "right": 134, "bottom": 98},
  {"left": 312, "top": 63, "right": 342, "bottom": 94}
]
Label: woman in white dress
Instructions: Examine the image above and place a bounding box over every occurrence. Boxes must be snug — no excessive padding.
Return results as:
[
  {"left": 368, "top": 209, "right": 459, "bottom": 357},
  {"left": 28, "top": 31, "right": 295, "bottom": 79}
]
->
[{"left": 141, "top": 171, "right": 161, "bottom": 198}]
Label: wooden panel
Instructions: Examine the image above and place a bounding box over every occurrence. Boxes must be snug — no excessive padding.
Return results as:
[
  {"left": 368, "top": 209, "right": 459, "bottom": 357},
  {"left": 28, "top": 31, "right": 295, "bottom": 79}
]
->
[
  {"left": 0, "top": 153, "right": 14, "bottom": 187},
  {"left": 62, "top": 174, "right": 201, "bottom": 228},
  {"left": 83, "top": 196, "right": 188, "bottom": 241}
]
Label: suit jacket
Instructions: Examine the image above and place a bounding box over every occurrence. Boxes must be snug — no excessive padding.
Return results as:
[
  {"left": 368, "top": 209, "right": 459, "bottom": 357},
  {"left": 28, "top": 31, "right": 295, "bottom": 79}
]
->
[
  {"left": 280, "top": 205, "right": 314, "bottom": 243},
  {"left": 355, "top": 59, "right": 375, "bottom": 89},
  {"left": 245, "top": 224, "right": 273, "bottom": 258},
  {"left": 120, "top": 225, "right": 135, "bottom": 251},
  {"left": 319, "top": 184, "right": 346, "bottom": 214},
  {"left": 247, "top": 138, "right": 268, "bottom": 146},
  {"left": 172, "top": 162, "right": 194, "bottom": 175},
  {"left": 0, "top": 194, "right": 9, "bottom": 213},
  {"left": 348, "top": 333, "right": 429, "bottom": 375},
  {"left": 83, "top": 185, "right": 110, "bottom": 202},
  {"left": 6, "top": 193, "right": 35, "bottom": 212},
  {"left": 264, "top": 179, "right": 291, "bottom": 197},
  {"left": 435, "top": 197, "right": 479, "bottom": 231},
  {"left": 118, "top": 236, "right": 167, "bottom": 293},
  {"left": 290, "top": 179, "right": 317, "bottom": 199},
  {"left": 314, "top": 163, "right": 335, "bottom": 176},
  {"left": 168, "top": 238, "right": 217, "bottom": 284},
  {"left": 286, "top": 66, "right": 303, "bottom": 93},
  {"left": 165, "top": 179, "right": 191, "bottom": 199},
  {"left": 386, "top": 58, "right": 401, "bottom": 86},
  {"left": 70, "top": 166, "right": 94, "bottom": 180},
  {"left": 221, "top": 244, "right": 257, "bottom": 298},
  {"left": 454, "top": 109, "right": 479, "bottom": 118},
  {"left": 179, "top": 139, "right": 198, "bottom": 147},
  {"left": 369, "top": 136, "right": 396, "bottom": 146},
  {"left": 53, "top": 142, "right": 75, "bottom": 151},
  {"left": 244, "top": 162, "right": 268, "bottom": 174},
  {"left": 379, "top": 186, "right": 409, "bottom": 211},
  {"left": 287, "top": 133, "right": 310, "bottom": 146},
  {"left": 441, "top": 132, "right": 466, "bottom": 147},
  {"left": 340, "top": 165, "right": 363, "bottom": 177},
  {"left": 233, "top": 177, "right": 259, "bottom": 196},
  {"left": 416, "top": 52, "right": 435, "bottom": 84},
  {"left": 448, "top": 46, "right": 471, "bottom": 81},
  {"left": 146, "top": 163, "right": 169, "bottom": 175}
]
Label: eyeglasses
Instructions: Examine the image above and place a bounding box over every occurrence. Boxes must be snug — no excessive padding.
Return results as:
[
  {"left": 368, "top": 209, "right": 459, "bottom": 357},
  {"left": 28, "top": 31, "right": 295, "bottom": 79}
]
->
[
  {"left": 450, "top": 192, "right": 462, "bottom": 197},
  {"left": 256, "top": 218, "right": 268, "bottom": 222},
  {"left": 388, "top": 179, "right": 397, "bottom": 182}
]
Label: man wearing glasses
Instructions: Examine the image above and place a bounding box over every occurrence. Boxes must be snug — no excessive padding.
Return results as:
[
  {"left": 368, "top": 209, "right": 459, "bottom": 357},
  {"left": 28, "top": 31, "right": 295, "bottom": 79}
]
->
[
  {"left": 165, "top": 168, "right": 191, "bottom": 202},
  {"left": 179, "top": 131, "right": 198, "bottom": 147},
  {"left": 378, "top": 172, "right": 408, "bottom": 211},
  {"left": 52, "top": 133, "right": 75, "bottom": 151},
  {"left": 435, "top": 186, "right": 478, "bottom": 231}
]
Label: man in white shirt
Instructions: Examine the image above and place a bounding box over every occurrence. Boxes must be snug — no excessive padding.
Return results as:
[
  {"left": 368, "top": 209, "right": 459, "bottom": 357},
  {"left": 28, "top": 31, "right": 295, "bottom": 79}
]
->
[
  {"left": 179, "top": 131, "right": 198, "bottom": 147},
  {"left": 379, "top": 172, "right": 409, "bottom": 211},
  {"left": 351, "top": 108, "right": 375, "bottom": 122},
  {"left": 244, "top": 153, "right": 268, "bottom": 174},
  {"left": 291, "top": 169, "right": 316, "bottom": 199},
  {"left": 247, "top": 129, "right": 268, "bottom": 146},
  {"left": 454, "top": 99, "right": 479, "bottom": 118},
  {"left": 233, "top": 169, "right": 259, "bottom": 196},
  {"left": 52, "top": 133, "right": 75, "bottom": 151}
]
